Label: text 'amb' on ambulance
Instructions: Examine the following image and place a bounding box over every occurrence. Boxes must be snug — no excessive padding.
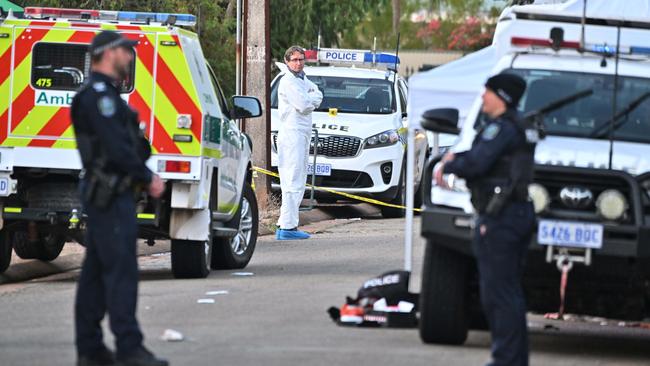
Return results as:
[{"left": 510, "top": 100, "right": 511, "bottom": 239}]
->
[
  {"left": 0, "top": 7, "right": 263, "bottom": 279},
  {"left": 270, "top": 47, "right": 429, "bottom": 218}
]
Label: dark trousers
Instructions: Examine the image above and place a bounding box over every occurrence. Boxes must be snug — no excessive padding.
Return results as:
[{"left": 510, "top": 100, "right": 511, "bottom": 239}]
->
[
  {"left": 473, "top": 202, "right": 535, "bottom": 366},
  {"left": 75, "top": 191, "right": 143, "bottom": 358}
]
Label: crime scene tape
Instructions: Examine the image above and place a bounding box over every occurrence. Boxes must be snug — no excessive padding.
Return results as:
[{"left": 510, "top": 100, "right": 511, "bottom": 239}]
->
[{"left": 252, "top": 166, "right": 422, "bottom": 212}]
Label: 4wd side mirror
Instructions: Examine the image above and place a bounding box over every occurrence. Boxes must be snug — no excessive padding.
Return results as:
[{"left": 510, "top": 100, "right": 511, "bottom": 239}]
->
[
  {"left": 231, "top": 96, "right": 263, "bottom": 119},
  {"left": 421, "top": 108, "right": 460, "bottom": 135}
]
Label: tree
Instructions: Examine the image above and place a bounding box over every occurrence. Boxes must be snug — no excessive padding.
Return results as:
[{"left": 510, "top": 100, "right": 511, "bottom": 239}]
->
[{"left": 270, "top": 0, "right": 386, "bottom": 61}]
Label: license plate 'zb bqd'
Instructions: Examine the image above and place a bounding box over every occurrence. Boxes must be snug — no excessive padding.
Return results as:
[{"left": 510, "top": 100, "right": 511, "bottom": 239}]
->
[
  {"left": 537, "top": 219, "right": 603, "bottom": 249},
  {"left": 307, "top": 163, "right": 332, "bottom": 176}
]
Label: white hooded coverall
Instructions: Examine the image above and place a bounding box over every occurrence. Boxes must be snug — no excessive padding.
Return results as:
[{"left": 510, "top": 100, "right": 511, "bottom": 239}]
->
[{"left": 277, "top": 71, "right": 323, "bottom": 229}]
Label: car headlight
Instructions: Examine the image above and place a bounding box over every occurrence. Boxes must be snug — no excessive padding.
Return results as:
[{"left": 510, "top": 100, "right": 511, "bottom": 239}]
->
[
  {"left": 596, "top": 189, "right": 627, "bottom": 221},
  {"left": 528, "top": 183, "right": 550, "bottom": 214},
  {"left": 364, "top": 130, "right": 401, "bottom": 149}
]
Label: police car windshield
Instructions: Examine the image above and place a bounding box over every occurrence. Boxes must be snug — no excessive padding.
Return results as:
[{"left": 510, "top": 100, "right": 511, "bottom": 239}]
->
[
  {"left": 509, "top": 69, "right": 650, "bottom": 144},
  {"left": 271, "top": 75, "right": 395, "bottom": 114}
]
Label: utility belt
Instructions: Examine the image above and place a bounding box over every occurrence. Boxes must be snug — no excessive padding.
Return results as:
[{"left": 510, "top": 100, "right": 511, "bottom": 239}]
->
[
  {"left": 470, "top": 183, "right": 528, "bottom": 216},
  {"left": 83, "top": 169, "right": 134, "bottom": 209}
]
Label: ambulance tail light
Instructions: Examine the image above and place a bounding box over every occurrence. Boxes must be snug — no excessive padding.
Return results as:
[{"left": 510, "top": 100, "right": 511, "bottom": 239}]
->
[
  {"left": 511, "top": 36, "right": 580, "bottom": 50},
  {"left": 158, "top": 160, "right": 191, "bottom": 174}
]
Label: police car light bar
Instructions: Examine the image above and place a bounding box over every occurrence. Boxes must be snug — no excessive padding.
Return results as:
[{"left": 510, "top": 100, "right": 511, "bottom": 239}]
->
[
  {"left": 24, "top": 7, "right": 196, "bottom": 27},
  {"left": 24, "top": 7, "right": 99, "bottom": 19},
  {"left": 511, "top": 36, "right": 580, "bottom": 50},
  {"left": 306, "top": 48, "right": 400, "bottom": 66}
]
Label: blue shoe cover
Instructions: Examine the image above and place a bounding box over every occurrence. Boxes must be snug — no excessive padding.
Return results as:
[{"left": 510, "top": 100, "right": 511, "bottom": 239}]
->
[{"left": 276, "top": 229, "right": 310, "bottom": 240}]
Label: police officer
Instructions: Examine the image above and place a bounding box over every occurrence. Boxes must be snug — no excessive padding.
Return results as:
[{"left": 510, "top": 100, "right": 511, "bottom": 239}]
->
[
  {"left": 435, "top": 72, "right": 536, "bottom": 366},
  {"left": 71, "top": 31, "right": 167, "bottom": 366}
]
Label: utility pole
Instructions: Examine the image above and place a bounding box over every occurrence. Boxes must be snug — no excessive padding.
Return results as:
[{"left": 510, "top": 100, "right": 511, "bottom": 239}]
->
[{"left": 242, "top": 0, "right": 271, "bottom": 210}]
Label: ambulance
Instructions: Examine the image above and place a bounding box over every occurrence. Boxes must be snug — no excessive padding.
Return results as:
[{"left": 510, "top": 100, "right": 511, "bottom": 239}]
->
[
  {"left": 0, "top": 7, "right": 263, "bottom": 278},
  {"left": 416, "top": 2, "right": 650, "bottom": 345},
  {"left": 269, "top": 48, "right": 429, "bottom": 218}
]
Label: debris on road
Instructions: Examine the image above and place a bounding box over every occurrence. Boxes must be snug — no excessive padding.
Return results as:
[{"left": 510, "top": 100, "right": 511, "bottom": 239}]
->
[
  {"left": 160, "top": 329, "right": 184, "bottom": 342},
  {"left": 205, "top": 290, "right": 229, "bottom": 296}
]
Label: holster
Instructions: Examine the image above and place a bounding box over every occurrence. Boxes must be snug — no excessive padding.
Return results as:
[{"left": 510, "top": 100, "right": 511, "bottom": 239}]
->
[{"left": 84, "top": 170, "right": 132, "bottom": 209}]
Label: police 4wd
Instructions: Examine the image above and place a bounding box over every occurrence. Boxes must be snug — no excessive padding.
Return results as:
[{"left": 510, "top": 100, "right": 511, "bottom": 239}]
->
[
  {"left": 0, "top": 7, "right": 262, "bottom": 278},
  {"left": 417, "top": 6, "right": 650, "bottom": 344},
  {"left": 270, "top": 48, "right": 428, "bottom": 218}
]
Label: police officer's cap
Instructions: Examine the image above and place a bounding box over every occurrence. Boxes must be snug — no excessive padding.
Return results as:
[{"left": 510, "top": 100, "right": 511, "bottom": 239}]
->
[
  {"left": 89, "top": 31, "right": 138, "bottom": 56},
  {"left": 485, "top": 72, "right": 527, "bottom": 107}
]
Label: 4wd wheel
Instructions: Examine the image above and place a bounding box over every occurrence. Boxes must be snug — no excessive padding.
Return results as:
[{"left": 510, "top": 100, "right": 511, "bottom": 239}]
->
[
  {"left": 171, "top": 239, "right": 212, "bottom": 279},
  {"left": 380, "top": 168, "right": 406, "bottom": 218},
  {"left": 419, "top": 240, "right": 469, "bottom": 345},
  {"left": 12, "top": 231, "right": 65, "bottom": 261},
  {"left": 0, "top": 230, "right": 11, "bottom": 273},
  {"left": 211, "top": 183, "right": 258, "bottom": 270}
]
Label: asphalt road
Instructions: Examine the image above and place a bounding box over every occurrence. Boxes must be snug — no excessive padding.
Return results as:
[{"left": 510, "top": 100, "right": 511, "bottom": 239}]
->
[{"left": 0, "top": 211, "right": 649, "bottom": 366}]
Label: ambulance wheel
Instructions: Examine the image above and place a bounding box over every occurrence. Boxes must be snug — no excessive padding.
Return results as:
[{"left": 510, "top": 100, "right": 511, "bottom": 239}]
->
[
  {"left": 171, "top": 239, "right": 211, "bottom": 279},
  {"left": 211, "top": 183, "right": 258, "bottom": 270},
  {"left": 419, "top": 240, "right": 469, "bottom": 345},
  {"left": 12, "top": 231, "right": 65, "bottom": 261},
  {"left": 0, "top": 230, "right": 11, "bottom": 273},
  {"left": 380, "top": 168, "right": 406, "bottom": 218}
]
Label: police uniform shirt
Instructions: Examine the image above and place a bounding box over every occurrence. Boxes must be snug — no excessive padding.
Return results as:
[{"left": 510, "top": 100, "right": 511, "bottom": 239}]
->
[
  {"left": 443, "top": 109, "right": 525, "bottom": 180},
  {"left": 71, "top": 72, "right": 152, "bottom": 184}
]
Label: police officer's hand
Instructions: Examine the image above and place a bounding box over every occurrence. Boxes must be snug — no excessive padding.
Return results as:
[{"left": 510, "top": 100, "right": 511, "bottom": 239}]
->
[
  {"left": 434, "top": 162, "right": 448, "bottom": 188},
  {"left": 442, "top": 152, "right": 455, "bottom": 163},
  {"left": 148, "top": 174, "right": 165, "bottom": 199}
]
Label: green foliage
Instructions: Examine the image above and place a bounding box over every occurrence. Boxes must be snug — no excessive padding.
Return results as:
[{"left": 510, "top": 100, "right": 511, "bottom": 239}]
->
[
  {"left": 270, "top": 0, "right": 385, "bottom": 61},
  {"left": 25, "top": 0, "right": 237, "bottom": 96}
]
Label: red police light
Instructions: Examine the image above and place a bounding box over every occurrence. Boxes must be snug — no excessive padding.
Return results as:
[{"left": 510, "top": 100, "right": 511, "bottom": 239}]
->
[{"left": 511, "top": 36, "right": 580, "bottom": 50}]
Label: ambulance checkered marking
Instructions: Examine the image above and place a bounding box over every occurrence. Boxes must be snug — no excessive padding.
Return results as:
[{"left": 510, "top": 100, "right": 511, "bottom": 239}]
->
[{"left": 1, "top": 20, "right": 204, "bottom": 156}]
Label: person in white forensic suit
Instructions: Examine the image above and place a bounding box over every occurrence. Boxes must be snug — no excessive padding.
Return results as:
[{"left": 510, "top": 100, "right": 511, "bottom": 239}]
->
[{"left": 276, "top": 45, "right": 323, "bottom": 240}]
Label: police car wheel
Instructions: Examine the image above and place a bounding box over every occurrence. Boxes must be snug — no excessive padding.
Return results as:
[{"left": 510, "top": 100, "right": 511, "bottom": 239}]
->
[
  {"left": 380, "top": 167, "right": 406, "bottom": 218},
  {"left": 419, "top": 241, "right": 469, "bottom": 345},
  {"left": 0, "top": 230, "right": 11, "bottom": 273},
  {"left": 171, "top": 239, "right": 211, "bottom": 279},
  {"left": 211, "top": 183, "right": 258, "bottom": 270}
]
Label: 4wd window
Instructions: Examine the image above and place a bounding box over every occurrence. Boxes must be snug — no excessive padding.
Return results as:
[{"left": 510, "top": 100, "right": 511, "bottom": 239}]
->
[
  {"left": 31, "top": 42, "right": 135, "bottom": 93},
  {"left": 505, "top": 68, "right": 650, "bottom": 144}
]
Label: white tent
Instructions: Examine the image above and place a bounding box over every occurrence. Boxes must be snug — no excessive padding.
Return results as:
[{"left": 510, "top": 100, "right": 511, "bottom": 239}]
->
[{"left": 408, "top": 46, "right": 495, "bottom": 130}]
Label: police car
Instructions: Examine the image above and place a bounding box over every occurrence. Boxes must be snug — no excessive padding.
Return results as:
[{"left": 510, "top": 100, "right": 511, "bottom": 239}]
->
[
  {"left": 270, "top": 48, "right": 429, "bottom": 218},
  {"left": 0, "top": 7, "right": 262, "bottom": 279}
]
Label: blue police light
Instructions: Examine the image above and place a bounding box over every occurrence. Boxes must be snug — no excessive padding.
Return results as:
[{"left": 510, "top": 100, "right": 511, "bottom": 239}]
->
[
  {"left": 363, "top": 52, "right": 400, "bottom": 65},
  {"left": 590, "top": 44, "right": 615, "bottom": 54},
  {"left": 114, "top": 11, "right": 196, "bottom": 26},
  {"left": 630, "top": 46, "right": 650, "bottom": 55}
]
